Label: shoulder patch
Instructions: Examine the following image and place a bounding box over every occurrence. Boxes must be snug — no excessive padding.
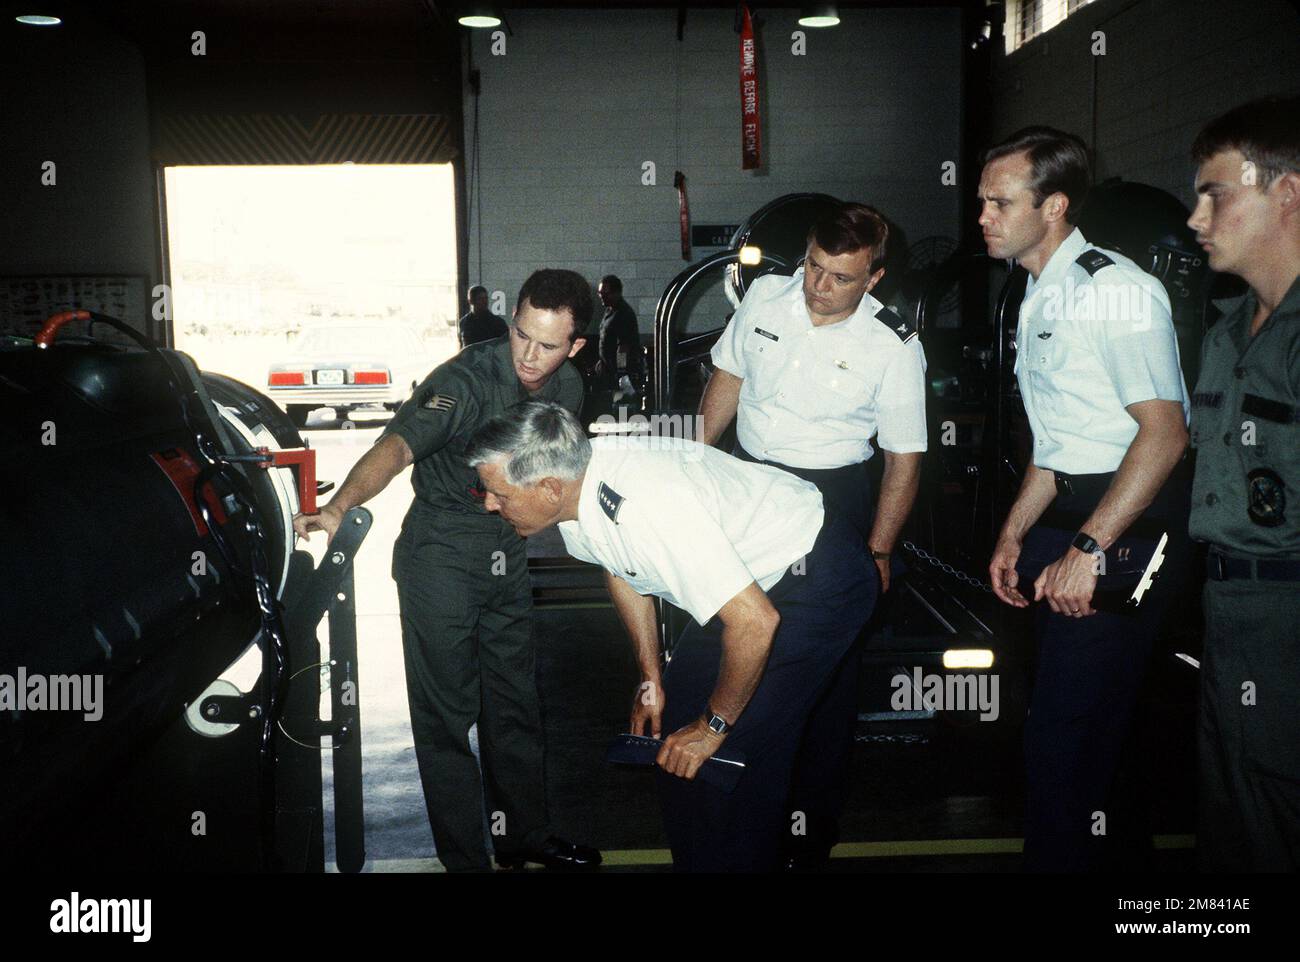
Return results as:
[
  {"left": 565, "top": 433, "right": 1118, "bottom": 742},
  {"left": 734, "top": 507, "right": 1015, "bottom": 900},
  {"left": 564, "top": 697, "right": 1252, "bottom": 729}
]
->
[
  {"left": 422, "top": 393, "right": 457, "bottom": 412},
  {"left": 597, "top": 482, "right": 625, "bottom": 524},
  {"left": 1075, "top": 250, "right": 1114, "bottom": 276},
  {"left": 875, "top": 306, "right": 917, "bottom": 343}
]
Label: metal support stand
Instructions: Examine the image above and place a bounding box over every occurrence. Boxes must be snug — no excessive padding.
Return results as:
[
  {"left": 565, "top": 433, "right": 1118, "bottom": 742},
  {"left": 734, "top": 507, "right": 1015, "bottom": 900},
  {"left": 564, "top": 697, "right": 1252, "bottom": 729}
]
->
[{"left": 276, "top": 506, "right": 372, "bottom": 871}]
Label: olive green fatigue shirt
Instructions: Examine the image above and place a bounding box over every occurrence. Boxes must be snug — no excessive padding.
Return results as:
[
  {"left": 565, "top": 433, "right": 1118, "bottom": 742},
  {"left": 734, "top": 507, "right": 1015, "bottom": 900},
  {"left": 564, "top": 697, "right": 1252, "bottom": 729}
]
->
[
  {"left": 1189, "top": 275, "right": 1300, "bottom": 558},
  {"left": 380, "top": 335, "right": 585, "bottom": 515}
]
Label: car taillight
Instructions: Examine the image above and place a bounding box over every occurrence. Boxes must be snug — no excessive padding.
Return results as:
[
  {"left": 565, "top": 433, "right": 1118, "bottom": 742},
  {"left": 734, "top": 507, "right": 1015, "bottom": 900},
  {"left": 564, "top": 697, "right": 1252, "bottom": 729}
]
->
[
  {"left": 269, "top": 372, "right": 307, "bottom": 386},
  {"left": 352, "top": 370, "right": 390, "bottom": 385}
]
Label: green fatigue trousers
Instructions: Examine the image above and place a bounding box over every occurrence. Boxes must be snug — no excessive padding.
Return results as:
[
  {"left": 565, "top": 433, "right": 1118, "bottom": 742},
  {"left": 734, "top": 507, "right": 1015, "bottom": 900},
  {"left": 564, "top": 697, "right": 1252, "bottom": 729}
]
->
[
  {"left": 1198, "top": 577, "right": 1300, "bottom": 871},
  {"left": 392, "top": 504, "right": 550, "bottom": 871}
]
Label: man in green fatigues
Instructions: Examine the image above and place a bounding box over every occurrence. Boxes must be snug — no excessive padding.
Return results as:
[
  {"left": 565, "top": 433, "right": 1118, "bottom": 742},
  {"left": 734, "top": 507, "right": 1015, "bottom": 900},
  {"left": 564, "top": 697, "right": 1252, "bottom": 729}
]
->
[
  {"left": 294, "top": 269, "right": 602, "bottom": 871},
  {"left": 1187, "top": 97, "right": 1300, "bottom": 872}
]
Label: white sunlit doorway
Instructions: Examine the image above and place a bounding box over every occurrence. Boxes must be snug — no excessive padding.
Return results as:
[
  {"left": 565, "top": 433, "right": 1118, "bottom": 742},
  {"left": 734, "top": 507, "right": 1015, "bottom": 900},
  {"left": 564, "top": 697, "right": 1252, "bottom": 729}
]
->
[{"left": 162, "top": 163, "right": 460, "bottom": 869}]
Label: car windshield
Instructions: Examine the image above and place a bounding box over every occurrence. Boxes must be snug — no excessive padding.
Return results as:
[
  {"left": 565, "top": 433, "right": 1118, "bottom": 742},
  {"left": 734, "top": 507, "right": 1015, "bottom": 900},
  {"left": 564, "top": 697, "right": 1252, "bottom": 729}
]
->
[{"left": 296, "top": 327, "right": 415, "bottom": 355}]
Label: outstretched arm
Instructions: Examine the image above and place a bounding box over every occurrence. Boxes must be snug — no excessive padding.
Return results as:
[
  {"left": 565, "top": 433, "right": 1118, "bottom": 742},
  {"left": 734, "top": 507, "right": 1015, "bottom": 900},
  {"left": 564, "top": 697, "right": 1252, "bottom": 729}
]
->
[{"left": 292, "top": 433, "right": 414, "bottom": 544}]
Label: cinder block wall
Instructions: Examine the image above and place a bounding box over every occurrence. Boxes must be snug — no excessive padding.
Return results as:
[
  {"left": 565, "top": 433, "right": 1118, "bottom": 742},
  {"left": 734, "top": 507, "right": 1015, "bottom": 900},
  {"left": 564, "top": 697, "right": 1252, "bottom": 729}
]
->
[
  {"left": 991, "top": 0, "right": 1300, "bottom": 210},
  {"left": 0, "top": 27, "right": 158, "bottom": 301},
  {"left": 463, "top": 6, "right": 964, "bottom": 335}
]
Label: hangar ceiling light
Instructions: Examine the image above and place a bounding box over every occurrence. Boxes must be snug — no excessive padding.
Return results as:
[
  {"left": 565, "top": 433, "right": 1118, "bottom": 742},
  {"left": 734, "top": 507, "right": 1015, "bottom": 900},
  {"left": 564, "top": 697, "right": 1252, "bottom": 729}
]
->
[
  {"left": 15, "top": 14, "right": 62, "bottom": 25},
  {"left": 458, "top": 5, "right": 501, "bottom": 28},
  {"left": 797, "top": 4, "right": 839, "bottom": 28}
]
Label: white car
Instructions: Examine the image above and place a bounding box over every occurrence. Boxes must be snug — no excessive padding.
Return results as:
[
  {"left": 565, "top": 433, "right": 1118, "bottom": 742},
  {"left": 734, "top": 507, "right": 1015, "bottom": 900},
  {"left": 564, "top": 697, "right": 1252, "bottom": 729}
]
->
[{"left": 266, "top": 325, "right": 437, "bottom": 427}]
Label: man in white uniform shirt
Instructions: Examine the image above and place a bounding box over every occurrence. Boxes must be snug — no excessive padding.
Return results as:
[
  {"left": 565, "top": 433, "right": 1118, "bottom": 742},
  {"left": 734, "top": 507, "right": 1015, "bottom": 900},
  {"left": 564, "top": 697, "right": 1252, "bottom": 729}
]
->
[
  {"left": 465, "top": 401, "right": 877, "bottom": 872},
  {"left": 979, "top": 127, "right": 1192, "bottom": 871},
  {"left": 699, "top": 202, "right": 927, "bottom": 867}
]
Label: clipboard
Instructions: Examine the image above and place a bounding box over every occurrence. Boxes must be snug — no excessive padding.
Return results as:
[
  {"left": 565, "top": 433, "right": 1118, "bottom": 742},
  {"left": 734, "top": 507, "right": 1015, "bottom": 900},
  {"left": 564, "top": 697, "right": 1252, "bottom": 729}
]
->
[
  {"left": 604, "top": 733, "right": 747, "bottom": 793},
  {"left": 1015, "top": 526, "right": 1169, "bottom": 613}
]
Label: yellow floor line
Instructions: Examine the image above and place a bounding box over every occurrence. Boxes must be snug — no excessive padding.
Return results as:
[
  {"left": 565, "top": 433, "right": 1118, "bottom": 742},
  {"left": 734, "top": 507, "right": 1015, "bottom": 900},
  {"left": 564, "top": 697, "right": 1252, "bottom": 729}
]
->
[
  {"left": 831, "top": 838, "right": 1023, "bottom": 858},
  {"left": 351, "top": 835, "right": 1197, "bottom": 871},
  {"left": 597, "top": 834, "right": 1195, "bottom": 866}
]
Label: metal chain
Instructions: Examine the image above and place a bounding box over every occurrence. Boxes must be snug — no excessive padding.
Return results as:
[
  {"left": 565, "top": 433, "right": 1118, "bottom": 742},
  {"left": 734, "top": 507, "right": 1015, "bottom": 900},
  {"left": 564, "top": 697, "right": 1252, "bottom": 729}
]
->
[{"left": 901, "top": 540, "right": 995, "bottom": 594}]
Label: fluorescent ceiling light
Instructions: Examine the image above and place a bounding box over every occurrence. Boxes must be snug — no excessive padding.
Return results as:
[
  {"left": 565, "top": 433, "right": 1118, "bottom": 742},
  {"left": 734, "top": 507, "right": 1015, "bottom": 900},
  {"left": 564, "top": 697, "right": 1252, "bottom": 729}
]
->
[
  {"left": 458, "top": 11, "right": 501, "bottom": 29},
  {"left": 797, "top": 5, "right": 839, "bottom": 28}
]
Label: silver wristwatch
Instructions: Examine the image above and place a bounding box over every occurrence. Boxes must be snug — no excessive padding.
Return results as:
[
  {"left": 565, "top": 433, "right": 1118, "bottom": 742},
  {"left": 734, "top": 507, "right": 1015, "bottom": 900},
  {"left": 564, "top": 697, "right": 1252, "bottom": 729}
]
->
[{"left": 704, "top": 707, "right": 732, "bottom": 736}]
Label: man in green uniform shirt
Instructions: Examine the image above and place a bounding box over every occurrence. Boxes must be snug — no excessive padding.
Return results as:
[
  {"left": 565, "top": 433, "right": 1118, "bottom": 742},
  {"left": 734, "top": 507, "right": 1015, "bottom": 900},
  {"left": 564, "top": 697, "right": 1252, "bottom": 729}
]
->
[
  {"left": 1187, "top": 96, "right": 1300, "bottom": 872},
  {"left": 294, "top": 269, "right": 601, "bottom": 871}
]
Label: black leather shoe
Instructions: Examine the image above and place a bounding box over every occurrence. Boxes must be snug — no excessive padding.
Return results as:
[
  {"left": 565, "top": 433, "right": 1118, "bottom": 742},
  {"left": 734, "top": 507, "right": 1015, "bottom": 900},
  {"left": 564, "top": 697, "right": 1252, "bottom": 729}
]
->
[{"left": 496, "top": 836, "right": 602, "bottom": 871}]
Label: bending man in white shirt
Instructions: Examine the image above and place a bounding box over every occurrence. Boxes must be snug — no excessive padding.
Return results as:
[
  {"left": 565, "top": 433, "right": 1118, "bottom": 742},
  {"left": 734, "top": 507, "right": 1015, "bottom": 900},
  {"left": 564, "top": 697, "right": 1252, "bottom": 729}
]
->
[{"left": 466, "top": 401, "right": 878, "bottom": 872}]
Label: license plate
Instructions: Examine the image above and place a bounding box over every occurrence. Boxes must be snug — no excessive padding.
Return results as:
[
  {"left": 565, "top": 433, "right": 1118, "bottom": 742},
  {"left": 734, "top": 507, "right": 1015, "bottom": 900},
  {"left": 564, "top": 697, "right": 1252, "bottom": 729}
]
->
[{"left": 316, "top": 369, "right": 345, "bottom": 385}]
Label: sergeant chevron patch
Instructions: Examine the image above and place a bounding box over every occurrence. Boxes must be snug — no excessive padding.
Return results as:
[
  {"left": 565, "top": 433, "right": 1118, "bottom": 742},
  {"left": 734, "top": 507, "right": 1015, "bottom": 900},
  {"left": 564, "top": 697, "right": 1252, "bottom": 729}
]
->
[{"left": 423, "top": 394, "right": 457, "bottom": 411}]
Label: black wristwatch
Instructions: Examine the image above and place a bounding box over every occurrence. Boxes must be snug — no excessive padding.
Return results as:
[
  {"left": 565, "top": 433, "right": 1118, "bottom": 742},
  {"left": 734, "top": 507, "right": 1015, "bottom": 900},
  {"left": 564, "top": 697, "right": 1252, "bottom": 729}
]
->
[
  {"left": 1071, "top": 531, "right": 1101, "bottom": 555},
  {"left": 703, "top": 707, "right": 732, "bottom": 736}
]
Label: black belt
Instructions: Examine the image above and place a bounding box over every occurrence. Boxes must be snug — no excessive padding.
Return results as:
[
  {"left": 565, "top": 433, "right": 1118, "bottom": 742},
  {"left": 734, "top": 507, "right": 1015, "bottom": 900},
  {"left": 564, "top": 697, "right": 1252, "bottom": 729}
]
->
[
  {"left": 1053, "top": 471, "right": 1079, "bottom": 497},
  {"left": 1052, "top": 454, "right": 1193, "bottom": 499},
  {"left": 1208, "top": 552, "right": 1300, "bottom": 582},
  {"left": 1047, "top": 466, "right": 1190, "bottom": 540},
  {"left": 1051, "top": 469, "right": 1117, "bottom": 500},
  {"left": 734, "top": 444, "right": 866, "bottom": 481}
]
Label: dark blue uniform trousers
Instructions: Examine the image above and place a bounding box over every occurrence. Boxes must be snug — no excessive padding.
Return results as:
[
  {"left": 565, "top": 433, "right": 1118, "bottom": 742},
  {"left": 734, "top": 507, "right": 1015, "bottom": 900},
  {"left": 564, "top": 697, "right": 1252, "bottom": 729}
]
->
[
  {"left": 1022, "top": 605, "right": 1157, "bottom": 871},
  {"left": 655, "top": 512, "right": 877, "bottom": 872},
  {"left": 734, "top": 444, "right": 876, "bottom": 855},
  {"left": 1021, "top": 468, "right": 1191, "bottom": 871}
]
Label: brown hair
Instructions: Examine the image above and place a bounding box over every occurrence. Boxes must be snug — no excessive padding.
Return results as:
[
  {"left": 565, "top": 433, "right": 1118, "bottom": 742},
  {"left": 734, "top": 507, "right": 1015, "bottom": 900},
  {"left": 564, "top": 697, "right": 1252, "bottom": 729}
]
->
[
  {"left": 983, "top": 126, "right": 1091, "bottom": 224},
  {"left": 807, "top": 202, "right": 890, "bottom": 271},
  {"left": 515, "top": 269, "right": 593, "bottom": 340},
  {"left": 1192, "top": 96, "right": 1300, "bottom": 190}
]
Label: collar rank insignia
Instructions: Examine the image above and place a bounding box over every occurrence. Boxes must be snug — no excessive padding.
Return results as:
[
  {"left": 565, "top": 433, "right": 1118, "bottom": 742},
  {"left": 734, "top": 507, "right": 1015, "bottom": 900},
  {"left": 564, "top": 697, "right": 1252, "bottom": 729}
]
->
[
  {"left": 423, "top": 394, "right": 457, "bottom": 411},
  {"left": 875, "top": 306, "right": 917, "bottom": 344},
  {"left": 1075, "top": 250, "right": 1114, "bottom": 276},
  {"left": 597, "top": 482, "right": 625, "bottom": 524}
]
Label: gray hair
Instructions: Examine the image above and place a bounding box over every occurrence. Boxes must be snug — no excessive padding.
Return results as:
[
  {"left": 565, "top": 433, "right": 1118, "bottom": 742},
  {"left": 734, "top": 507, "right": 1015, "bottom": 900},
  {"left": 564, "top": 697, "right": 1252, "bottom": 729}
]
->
[{"left": 465, "top": 401, "right": 591, "bottom": 486}]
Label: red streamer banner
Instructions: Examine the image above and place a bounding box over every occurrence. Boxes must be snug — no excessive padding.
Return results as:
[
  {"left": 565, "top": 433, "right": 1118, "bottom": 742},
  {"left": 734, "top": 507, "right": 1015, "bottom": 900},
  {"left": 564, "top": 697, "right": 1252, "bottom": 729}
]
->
[{"left": 739, "top": 6, "right": 761, "bottom": 170}]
